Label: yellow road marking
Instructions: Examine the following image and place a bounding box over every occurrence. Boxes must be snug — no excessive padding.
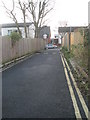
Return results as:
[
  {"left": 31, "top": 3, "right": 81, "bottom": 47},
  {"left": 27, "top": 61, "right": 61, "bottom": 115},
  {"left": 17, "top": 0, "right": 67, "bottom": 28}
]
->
[
  {"left": 64, "top": 57, "right": 89, "bottom": 119},
  {"left": 61, "top": 55, "right": 82, "bottom": 119}
]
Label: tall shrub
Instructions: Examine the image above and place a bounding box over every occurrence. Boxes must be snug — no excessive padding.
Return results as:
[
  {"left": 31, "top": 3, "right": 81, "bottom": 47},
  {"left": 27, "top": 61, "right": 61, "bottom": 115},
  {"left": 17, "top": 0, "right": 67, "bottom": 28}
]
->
[{"left": 10, "top": 32, "right": 21, "bottom": 46}]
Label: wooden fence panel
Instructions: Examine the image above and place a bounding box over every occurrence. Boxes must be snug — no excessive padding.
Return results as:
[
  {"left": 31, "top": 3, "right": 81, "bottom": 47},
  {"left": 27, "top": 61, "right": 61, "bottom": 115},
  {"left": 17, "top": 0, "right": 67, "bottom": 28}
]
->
[{"left": 1, "top": 37, "right": 45, "bottom": 63}]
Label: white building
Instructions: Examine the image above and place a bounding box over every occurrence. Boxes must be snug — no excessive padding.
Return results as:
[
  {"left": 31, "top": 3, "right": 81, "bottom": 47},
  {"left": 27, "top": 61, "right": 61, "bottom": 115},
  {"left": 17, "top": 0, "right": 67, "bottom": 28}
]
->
[
  {"left": 54, "top": 34, "right": 61, "bottom": 44},
  {"left": 0, "top": 22, "right": 35, "bottom": 38}
]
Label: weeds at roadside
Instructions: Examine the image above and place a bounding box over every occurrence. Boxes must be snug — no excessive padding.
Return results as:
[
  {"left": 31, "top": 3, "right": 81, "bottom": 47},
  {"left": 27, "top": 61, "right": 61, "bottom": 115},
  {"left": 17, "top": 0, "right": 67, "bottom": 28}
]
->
[{"left": 61, "top": 46, "right": 88, "bottom": 101}]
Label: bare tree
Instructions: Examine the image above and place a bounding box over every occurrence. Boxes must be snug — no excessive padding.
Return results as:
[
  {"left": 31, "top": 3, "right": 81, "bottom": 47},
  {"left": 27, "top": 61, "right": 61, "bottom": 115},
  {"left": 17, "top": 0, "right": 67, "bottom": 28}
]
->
[
  {"left": 2, "top": 0, "right": 22, "bottom": 36},
  {"left": 2, "top": 0, "right": 54, "bottom": 38},
  {"left": 18, "top": 0, "right": 28, "bottom": 38},
  {"left": 27, "top": 0, "right": 54, "bottom": 38}
]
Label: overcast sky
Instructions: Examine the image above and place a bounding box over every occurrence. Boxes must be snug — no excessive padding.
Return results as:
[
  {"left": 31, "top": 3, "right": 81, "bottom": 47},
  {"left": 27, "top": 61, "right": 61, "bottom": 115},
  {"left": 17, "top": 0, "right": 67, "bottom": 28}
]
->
[{"left": 0, "top": 0, "right": 89, "bottom": 37}]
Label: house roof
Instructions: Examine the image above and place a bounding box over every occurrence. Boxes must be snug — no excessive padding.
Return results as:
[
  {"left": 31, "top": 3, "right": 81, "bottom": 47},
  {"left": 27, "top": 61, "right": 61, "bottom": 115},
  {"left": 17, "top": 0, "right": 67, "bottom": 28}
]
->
[
  {"left": 1, "top": 22, "right": 33, "bottom": 28},
  {"left": 58, "top": 26, "right": 87, "bottom": 33}
]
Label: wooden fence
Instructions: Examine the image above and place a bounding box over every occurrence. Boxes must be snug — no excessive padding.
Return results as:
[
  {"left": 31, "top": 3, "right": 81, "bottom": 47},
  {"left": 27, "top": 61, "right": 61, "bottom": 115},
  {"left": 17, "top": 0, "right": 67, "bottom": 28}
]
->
[
  {"left": 0, "top": 36, "right": 45, "bottom": 64},
  {"left": 62, "top": 28, "right": 84, "bottom": 50}
]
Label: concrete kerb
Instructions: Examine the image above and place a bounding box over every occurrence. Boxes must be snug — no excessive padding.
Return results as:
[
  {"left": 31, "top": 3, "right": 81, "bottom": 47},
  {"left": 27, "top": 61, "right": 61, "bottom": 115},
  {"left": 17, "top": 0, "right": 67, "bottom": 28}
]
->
[
  {"left": 2, "top": 55, "right": 28, "bottom": 68},
  {"left": 1, "top": 51, "right": 42, "bottom": 71},
  {"left": 60, "top": 51, "right": 88, "bottom": 79},
  {"left": 61, "top": 54, "right": 82, "bottom": 119},
  {"left": 60, "top": 52, "right": 89, "bottom": 119}
]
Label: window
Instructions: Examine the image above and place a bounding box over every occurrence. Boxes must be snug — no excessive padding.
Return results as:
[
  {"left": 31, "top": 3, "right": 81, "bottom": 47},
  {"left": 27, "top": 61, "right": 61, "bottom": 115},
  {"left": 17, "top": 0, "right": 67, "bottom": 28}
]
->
[
  {"left": 8, "top": 30, "right": 12, "bottom": 35},
  {"left": 14, "top": 30, "right": 18, "bottom": 32}
]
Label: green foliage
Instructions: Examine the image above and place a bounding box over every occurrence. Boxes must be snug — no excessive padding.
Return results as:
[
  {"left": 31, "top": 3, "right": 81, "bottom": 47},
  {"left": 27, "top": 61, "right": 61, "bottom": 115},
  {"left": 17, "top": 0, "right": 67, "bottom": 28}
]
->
[
  {"left": 84, "top": 29, "right": 89, "bottom": 46},
  {"left": 62, "top": 44, "right": 88, "bottom": 72},
  {"left": 79, "top": 28, "right": 83, "bottom": 36},
  {"left": 71, "top": 44, "right": 88, "bottom": 72},
  {"left": 79, "top": 28, "right": 89, "bottom": 46},
  {"left": 61, "top": 47, "right": 74, "bottom": 60},
  {"left": 10, "top": 32, "right": 21, "bottom": 46}
]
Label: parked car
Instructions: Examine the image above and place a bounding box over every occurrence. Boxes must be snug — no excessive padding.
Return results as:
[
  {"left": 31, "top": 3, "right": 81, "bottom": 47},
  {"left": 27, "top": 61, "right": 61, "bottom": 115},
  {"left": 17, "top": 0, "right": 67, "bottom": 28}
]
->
[
  {"left": 45, "top": 44, "right": 54, "bottom": 49},
  {"left": 53, "top": 44, "right": 58, "bottom": 48}
]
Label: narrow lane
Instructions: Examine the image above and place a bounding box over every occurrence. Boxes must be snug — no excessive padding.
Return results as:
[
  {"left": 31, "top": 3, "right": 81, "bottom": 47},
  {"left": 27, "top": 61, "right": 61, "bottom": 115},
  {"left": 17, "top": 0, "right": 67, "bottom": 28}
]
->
[{"left": 2, "top": 49, "right": 76, "bottom": 118}]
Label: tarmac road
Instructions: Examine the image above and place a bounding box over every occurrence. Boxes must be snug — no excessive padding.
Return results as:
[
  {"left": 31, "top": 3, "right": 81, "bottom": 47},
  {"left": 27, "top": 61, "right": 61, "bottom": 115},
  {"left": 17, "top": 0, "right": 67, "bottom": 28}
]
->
[{"left": 2, "top": 49, "right": 77, "bottom": 119}]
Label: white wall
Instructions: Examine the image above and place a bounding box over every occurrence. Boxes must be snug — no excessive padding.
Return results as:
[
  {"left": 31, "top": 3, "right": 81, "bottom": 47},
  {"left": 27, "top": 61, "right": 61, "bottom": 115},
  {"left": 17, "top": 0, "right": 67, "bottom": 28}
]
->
[
  {"left": 58, "top": 35, "right": 61, "bottom": 44},
  {"left": 1, "top": 27, "right": 25, "bottom": 37},
  {"left": 1, "top": 24, "right": 35, "bottom": 38},
  {"left": 29, "top": 24, "right": 35, "bottom": 38}
]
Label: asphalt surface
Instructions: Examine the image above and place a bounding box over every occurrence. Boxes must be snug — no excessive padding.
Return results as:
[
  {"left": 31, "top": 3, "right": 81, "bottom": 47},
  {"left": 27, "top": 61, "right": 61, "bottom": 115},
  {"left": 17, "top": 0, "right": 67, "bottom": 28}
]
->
[{"left": 2, "top": 49, "right": 76, "bottom": 118}]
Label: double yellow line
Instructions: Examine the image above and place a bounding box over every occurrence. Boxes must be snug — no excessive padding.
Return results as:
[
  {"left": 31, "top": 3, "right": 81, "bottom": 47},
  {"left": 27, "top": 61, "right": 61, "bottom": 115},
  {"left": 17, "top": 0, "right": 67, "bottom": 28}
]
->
[{"left": 60, "top": 54, "right": 89, "bottom": 120}]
